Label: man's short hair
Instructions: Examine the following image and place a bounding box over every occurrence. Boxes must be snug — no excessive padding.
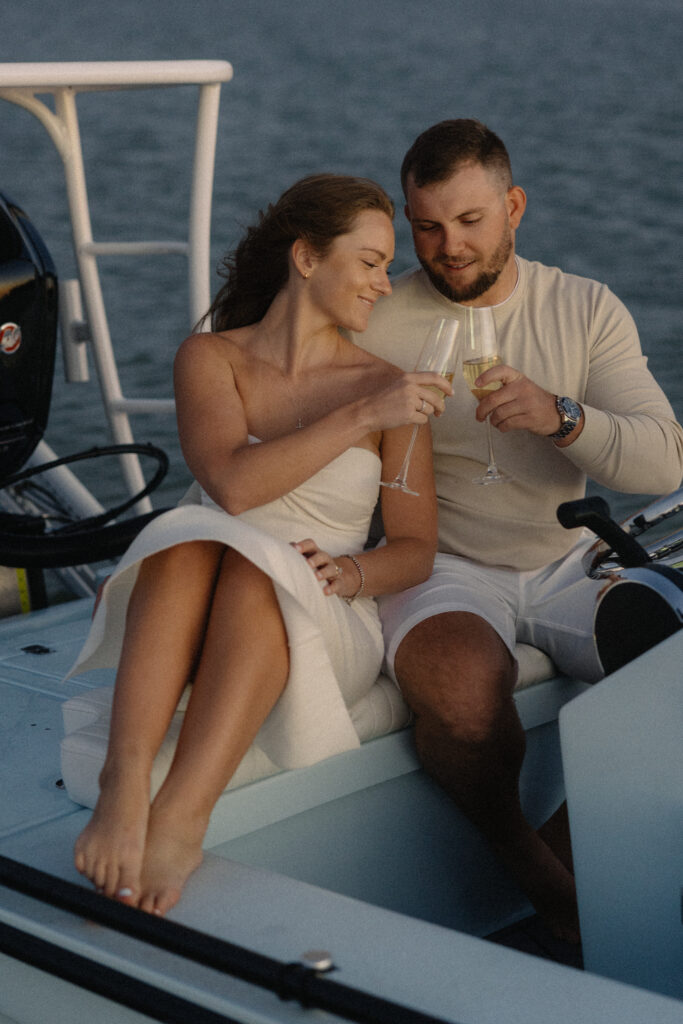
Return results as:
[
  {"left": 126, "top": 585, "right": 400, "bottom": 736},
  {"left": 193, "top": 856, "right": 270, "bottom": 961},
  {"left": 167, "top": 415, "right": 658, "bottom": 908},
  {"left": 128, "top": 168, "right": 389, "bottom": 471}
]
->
[{"left": 400, "top": 119, "right": 513, "bottom": 194}]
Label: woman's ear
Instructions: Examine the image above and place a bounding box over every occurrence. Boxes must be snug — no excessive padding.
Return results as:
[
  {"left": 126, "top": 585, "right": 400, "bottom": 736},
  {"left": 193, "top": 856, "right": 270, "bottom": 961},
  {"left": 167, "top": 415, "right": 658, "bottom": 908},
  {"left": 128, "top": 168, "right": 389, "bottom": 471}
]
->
[{"left": 291, "top": 238, "right": 317, "bottom": 279}]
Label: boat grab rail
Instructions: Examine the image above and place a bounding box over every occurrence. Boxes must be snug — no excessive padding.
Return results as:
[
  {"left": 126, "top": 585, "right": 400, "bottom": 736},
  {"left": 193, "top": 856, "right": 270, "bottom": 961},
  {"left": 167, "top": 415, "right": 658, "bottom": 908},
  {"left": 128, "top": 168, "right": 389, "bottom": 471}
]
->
[
  {"left": 0, "top": 60, "right": 235, "bottom": 90},
  {"left": 0, "top": 854, "right": 459, "bottom": 1024},
  {"left": 0, "top": 61, "right": 233, "bottom": 514}
]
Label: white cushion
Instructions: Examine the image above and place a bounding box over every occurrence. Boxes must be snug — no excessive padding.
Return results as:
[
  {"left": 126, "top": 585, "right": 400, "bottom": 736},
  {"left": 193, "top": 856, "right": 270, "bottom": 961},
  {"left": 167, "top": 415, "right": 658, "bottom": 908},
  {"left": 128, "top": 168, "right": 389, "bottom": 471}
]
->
[
  {"left": 60, "top": 643, "right": 556, "bottom": 810},
  {"left": 61, "top": 673, "right": 412, "bottom": 809},
  {"left": 514, "top": 643, "right": 556, "bottom": 689}
]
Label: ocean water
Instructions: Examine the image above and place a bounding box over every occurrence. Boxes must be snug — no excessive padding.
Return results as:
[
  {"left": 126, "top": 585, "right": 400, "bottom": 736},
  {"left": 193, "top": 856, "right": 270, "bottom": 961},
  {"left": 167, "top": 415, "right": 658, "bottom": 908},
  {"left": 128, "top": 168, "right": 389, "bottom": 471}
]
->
[{"left": 1, "top": 0, "right": 681, "bottom": 521}]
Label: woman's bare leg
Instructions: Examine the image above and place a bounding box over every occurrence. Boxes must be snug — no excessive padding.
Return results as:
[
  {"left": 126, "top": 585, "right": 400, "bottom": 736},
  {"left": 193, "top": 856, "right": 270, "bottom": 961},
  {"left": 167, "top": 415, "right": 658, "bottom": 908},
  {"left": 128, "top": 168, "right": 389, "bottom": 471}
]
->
[
  {"left": 74, "top": 540, "right": 225, "bottom": 902},
  {"left": 137, "top": 549, "right": 290, "bottom": 915}
]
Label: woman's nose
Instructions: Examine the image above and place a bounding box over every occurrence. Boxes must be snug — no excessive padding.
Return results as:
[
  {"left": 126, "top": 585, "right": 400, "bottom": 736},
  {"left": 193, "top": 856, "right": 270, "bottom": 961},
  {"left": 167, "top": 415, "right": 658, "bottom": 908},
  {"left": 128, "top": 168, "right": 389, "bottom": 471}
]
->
[{"left": 374, "top": 269, "right": 392, "bottom": 295}]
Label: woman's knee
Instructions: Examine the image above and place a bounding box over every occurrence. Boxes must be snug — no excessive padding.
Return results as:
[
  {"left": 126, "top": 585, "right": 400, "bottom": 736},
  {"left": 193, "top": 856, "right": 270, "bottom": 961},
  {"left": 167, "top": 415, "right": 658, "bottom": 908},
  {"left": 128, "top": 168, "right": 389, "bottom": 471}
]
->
[
  {"left": 129, "top": 542, "right": 225, "bottom": 619},
  {"left": 214, "top": 549, "right": 280, "bottom": 615},
  {"left": 142, "top": 540, "right": 224, "bottom": 579}
]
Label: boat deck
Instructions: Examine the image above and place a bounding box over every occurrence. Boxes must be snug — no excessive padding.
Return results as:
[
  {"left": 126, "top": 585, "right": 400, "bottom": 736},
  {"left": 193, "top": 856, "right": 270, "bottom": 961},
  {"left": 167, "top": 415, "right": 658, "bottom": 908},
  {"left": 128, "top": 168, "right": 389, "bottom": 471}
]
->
[
  {"left": 1, "top": 599, "right": 682, "bottom": 1023},
  {"left": 0, "top": 595, "right": 580, "bottom": 936},
  {"left": 0, "top": 596, "right": 549, "bottom": 932},
  {"left": 0, "top": 601, "right": 99, "bottom": 848}
]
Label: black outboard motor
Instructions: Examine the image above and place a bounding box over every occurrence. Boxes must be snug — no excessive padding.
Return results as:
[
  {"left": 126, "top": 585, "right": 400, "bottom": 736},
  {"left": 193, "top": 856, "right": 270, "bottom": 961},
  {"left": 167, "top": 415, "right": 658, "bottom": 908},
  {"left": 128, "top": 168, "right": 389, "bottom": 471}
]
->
[
  {"left": 0, "top": 192, "right": 58, "bottom": 480},
  {"left": 558, "top": 493, "right": 683, "bottom": 675},
  {"left": 0, "top": 194, "right": 168, "bottom": 581}
]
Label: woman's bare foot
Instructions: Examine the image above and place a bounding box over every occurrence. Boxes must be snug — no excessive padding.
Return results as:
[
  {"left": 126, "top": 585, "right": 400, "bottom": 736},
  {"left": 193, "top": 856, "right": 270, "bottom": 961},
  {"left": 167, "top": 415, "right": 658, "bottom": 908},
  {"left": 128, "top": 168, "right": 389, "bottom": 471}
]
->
[
  {"left": 136, "top": 803, "right": 207, "bottom": 916},
  {"left": 74, "top": 761, "right": 151, "bottom": 904}
]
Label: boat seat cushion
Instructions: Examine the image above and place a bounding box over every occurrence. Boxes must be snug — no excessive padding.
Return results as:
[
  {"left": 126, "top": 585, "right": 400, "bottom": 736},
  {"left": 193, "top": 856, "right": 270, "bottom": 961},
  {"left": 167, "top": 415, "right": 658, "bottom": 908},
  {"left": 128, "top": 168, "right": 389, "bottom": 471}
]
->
[{"left": 60, "top": 642, "right": 555, "bottom": 810}]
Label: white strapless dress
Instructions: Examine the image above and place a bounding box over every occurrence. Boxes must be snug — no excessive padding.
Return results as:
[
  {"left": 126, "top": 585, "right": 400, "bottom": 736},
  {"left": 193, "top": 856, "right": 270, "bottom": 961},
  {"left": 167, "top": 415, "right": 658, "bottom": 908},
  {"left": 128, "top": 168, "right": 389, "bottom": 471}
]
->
[{"left": 68, "top": 443, "right": 384, "bottom": 770}]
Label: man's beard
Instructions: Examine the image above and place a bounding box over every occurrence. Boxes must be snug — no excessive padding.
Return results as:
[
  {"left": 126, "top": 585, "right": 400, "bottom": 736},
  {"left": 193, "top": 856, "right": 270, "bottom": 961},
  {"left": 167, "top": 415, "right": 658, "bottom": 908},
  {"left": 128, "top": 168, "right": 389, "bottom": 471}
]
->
[{"left": 419, "top": 230, "right": 513, "bottom": 304}]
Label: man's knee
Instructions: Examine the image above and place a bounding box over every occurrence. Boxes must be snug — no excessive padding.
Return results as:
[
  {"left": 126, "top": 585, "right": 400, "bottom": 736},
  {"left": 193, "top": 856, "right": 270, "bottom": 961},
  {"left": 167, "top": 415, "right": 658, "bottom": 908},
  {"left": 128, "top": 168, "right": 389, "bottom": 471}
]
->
[{"left": 394, "top": 612, "right": 517, "bottom": 741}]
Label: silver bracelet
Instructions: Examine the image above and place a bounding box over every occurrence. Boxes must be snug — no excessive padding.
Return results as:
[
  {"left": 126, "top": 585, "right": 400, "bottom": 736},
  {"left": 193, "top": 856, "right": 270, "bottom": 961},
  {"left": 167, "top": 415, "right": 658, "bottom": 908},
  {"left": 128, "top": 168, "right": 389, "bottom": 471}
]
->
[{"left": 343, "top": 554, "right": 365, "bottom": 603}]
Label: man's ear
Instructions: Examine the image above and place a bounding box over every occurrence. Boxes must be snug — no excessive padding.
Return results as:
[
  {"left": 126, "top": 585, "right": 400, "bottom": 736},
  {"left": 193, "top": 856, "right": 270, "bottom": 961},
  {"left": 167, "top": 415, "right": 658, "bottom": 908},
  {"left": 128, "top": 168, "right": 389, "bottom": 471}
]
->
[{"left": 506, "top": 186, "right": 527, "bottom": 230}]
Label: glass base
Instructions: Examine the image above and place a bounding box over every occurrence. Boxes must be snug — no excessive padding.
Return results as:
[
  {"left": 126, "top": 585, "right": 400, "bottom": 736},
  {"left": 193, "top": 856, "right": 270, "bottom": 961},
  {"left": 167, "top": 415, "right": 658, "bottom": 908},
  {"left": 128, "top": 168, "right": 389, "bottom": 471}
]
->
[
  {"left": 380, "top": 479, "right": 420, "bottom": 496},
  {"left": 473, "top": 469, "right": 509, "bottom": 485}
]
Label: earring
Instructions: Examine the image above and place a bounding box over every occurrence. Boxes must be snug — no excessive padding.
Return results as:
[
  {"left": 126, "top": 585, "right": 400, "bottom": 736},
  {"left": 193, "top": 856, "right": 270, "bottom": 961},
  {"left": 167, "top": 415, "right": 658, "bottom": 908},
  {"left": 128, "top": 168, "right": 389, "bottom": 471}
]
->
[{"left": 302, "top": 272, "right": 310, "bottom": 280}]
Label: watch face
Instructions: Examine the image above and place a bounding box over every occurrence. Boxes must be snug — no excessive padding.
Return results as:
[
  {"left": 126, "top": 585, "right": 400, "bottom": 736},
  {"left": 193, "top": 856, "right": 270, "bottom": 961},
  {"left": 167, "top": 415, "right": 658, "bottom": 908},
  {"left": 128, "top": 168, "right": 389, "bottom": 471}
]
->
[{"left": 559, "top": 397, "right": 581, "bottom": 420}]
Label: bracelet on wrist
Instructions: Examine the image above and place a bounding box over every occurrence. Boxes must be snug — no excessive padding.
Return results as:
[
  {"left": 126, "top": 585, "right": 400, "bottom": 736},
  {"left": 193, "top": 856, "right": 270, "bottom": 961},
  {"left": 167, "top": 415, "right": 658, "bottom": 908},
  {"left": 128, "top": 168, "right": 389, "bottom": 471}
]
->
[{"left": 342, "top": 554, "right": 365, "bottom": 603}]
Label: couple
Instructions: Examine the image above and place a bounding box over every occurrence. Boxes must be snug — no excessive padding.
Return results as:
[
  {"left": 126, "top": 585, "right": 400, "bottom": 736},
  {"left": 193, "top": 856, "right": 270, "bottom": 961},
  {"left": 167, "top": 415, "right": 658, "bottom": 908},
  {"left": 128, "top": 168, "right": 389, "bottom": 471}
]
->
[{"left": 73, "top": 120, "right": 683, "bottom": 941}]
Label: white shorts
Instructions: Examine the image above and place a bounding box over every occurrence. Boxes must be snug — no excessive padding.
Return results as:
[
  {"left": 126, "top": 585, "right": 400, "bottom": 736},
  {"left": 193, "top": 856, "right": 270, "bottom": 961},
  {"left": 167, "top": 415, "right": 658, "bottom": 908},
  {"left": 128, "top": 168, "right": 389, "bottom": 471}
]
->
[{"left": 378, "top": 534, "right": 605, "bottom": 684}]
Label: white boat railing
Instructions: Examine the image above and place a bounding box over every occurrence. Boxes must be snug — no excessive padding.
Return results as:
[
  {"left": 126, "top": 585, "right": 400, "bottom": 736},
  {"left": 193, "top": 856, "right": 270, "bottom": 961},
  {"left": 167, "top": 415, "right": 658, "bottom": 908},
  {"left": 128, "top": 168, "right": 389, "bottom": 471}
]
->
[{"left": 0, "top": 61, "right": 233, "bottom": 513}]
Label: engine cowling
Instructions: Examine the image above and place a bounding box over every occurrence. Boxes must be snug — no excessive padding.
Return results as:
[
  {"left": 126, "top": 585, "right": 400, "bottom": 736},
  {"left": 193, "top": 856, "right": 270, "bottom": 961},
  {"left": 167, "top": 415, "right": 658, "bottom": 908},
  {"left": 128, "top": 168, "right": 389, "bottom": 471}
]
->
[{"left": 0, "top": 192, "right": 58, "bottom": 481}]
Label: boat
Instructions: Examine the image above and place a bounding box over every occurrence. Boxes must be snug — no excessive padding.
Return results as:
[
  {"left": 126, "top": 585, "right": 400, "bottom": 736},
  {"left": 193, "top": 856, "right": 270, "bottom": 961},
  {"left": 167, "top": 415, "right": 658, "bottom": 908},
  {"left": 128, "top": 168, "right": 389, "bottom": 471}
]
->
[{"left": 0, "top": 61, "right": 681, "bottom": 1023}]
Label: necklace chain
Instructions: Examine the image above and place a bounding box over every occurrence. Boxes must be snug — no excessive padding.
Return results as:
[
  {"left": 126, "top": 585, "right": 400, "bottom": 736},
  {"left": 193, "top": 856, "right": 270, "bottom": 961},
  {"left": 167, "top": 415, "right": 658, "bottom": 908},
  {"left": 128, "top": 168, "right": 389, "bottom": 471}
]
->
[
  {"left": 265, "top": 339, "right": 306, "bottom": 429},
  {"left": 278, "top": 366, "right": 306, "bottom": 430}
]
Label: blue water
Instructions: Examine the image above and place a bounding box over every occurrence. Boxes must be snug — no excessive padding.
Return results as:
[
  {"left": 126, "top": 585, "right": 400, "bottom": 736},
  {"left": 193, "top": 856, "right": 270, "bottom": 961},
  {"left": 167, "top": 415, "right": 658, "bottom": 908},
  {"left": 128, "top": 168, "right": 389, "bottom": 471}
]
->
[{"left": 1, "top": 0, "right": 681, "bottom": 519}]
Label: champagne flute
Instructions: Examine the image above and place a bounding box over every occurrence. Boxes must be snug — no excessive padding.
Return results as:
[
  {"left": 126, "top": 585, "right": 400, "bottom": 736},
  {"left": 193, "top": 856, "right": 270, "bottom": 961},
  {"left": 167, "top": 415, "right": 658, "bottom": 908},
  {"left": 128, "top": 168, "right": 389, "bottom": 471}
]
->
[
  {"left": 462, "top": 305, "right": 509, "bottom": 484},
  {"left": 380, "top": 317, "right": 459, "bottom": 495}
]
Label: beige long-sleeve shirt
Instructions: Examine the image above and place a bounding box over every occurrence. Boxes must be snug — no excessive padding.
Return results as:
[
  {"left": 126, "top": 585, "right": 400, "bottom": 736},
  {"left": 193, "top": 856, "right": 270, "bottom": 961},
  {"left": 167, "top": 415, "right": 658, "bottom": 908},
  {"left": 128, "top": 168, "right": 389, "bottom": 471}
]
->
[{"left": 353, "top": 258, "right": 683, "bottom": 571}]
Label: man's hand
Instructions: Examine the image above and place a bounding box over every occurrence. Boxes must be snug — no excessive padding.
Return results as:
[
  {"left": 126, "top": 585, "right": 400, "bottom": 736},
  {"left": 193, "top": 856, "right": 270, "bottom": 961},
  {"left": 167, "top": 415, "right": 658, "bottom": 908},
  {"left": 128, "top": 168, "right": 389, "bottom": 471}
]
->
[{"left": 473, "top": 363, "right": 582, "bottom": 443}]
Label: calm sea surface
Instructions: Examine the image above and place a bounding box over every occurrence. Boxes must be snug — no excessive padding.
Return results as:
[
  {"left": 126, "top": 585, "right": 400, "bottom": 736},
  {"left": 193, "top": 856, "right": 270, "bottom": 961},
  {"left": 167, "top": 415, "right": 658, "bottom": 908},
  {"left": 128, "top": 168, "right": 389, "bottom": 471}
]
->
[{"left": 1, "top": 0, "right": 681, "bottom": 520}]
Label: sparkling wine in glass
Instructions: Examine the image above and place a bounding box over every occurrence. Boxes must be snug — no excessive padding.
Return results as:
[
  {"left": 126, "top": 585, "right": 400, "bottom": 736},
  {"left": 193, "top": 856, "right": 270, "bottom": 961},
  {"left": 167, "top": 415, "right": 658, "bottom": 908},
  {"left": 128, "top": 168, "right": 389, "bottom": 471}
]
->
[
  {"left": 381, "top": 317, "right": 459, "bottom": 496},
  {"left": 462, "top": 306, "right": 509, "bottom": 484}
]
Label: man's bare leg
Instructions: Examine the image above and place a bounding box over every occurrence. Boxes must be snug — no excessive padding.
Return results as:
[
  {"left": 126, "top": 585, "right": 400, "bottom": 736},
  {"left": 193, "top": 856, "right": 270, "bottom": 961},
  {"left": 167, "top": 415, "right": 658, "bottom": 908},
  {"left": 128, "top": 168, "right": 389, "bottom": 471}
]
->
[{"left": 394, "top": 611, "right": 579, "bottom": 942}]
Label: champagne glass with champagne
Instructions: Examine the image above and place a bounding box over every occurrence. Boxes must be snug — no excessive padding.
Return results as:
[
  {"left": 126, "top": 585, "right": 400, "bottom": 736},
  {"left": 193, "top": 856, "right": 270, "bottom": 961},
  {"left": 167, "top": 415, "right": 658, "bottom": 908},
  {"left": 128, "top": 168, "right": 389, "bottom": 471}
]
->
[
  {"left": 381, "top": 317, "right": 459, "bottom": 495},
  {"left": 462, "top": 306, "right": 509, "bottom": 484}
]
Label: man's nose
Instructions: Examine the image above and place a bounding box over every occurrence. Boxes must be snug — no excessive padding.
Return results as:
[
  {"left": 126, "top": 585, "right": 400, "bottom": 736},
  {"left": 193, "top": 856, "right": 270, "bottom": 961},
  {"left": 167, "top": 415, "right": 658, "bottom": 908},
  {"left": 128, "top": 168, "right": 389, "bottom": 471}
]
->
[{"left": 440, "top": 224, "right": 467, "bottom": 254}]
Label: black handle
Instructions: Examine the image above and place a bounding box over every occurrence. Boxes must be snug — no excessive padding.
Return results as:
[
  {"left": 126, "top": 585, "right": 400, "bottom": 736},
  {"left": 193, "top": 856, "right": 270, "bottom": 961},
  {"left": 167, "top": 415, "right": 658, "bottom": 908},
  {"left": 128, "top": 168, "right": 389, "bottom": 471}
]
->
[{"left": 557, "top": 496, "right": 651, "bottom": 567}]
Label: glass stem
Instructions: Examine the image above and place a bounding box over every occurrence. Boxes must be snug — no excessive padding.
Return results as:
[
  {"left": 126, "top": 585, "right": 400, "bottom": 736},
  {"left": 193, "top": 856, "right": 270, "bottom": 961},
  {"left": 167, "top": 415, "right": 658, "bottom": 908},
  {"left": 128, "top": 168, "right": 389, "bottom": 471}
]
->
[
  {"left": 396, "top": 424, "right": 420, "bottom": 485},
  {"left": 485, "top": 418, "right": 498, "bottom": 475}
]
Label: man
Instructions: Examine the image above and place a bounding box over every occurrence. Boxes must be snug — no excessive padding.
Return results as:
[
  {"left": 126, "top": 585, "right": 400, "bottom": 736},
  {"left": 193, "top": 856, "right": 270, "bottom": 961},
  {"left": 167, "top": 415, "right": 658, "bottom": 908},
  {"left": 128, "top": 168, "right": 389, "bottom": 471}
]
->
[{"left": 352, "top": 119, "right": 683, "bottom": 941}]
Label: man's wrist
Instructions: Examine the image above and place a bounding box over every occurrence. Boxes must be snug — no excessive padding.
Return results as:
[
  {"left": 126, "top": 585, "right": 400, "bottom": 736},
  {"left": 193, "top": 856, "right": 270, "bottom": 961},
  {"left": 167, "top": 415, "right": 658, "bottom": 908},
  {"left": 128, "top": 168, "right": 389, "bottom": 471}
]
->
[{"left": 549, "top": 395, "right": 583, "bottom": 442}]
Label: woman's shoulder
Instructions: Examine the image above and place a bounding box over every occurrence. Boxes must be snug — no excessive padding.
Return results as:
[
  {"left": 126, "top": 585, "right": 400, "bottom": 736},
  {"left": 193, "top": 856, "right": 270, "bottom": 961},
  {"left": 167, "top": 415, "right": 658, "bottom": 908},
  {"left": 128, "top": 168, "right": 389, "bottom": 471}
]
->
[
  {"left": 341, "top": 335, "right": 403, "bottom": 380},
  {"left": 176, "top": 326, "right": 258, "bottom": 368}
]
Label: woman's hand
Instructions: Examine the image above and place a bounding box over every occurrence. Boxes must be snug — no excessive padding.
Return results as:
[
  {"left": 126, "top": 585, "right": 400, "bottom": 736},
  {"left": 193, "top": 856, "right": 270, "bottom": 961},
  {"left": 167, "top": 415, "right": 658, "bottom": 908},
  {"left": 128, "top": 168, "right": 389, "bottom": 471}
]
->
[
  {"left": 292, "top": 538, "right": 361, "bottom": 600},
  {"left": 363, "top": 371, "right": 454, "bottom": 433}
]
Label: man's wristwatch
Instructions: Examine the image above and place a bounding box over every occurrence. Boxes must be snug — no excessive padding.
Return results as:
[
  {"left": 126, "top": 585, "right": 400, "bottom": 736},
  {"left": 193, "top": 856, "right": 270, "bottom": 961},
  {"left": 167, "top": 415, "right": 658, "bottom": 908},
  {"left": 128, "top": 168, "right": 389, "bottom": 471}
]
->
[{"left": 550, "top": 395, "right": 582, "bottom": 440}]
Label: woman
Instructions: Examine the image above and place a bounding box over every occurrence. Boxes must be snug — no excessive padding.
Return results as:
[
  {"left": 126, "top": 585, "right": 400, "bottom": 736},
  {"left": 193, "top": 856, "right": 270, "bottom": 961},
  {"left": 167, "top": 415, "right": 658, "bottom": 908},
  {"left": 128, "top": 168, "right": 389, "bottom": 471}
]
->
[{"left": 72, "top": 174, "right": 451, "bottom": 916}]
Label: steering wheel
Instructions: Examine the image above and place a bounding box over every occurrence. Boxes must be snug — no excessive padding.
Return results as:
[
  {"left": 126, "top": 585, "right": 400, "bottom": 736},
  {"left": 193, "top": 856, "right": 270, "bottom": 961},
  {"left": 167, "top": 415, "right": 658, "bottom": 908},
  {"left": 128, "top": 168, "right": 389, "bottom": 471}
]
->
[{"left": 0, "top": 443, "right": 170, "bottom": 567}]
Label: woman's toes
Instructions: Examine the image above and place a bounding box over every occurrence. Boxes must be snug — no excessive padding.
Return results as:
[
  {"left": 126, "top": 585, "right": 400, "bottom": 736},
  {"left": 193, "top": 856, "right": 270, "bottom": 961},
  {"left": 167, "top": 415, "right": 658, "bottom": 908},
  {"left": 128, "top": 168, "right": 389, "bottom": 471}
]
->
[
  {"left": 138, "top": 892, "right": 159, "bottom": 916},
  {"left": 92, "top": 860, "right": 110, "bottom": 893},
  {"left": 115, "top": 886, "right": 136, "bottom": 903},
  {"left": 155, "top": 887, "right": 182, "bottom": 917},
  {"left": 113, "top": 860, "right": 141, "bottom": 904}
]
